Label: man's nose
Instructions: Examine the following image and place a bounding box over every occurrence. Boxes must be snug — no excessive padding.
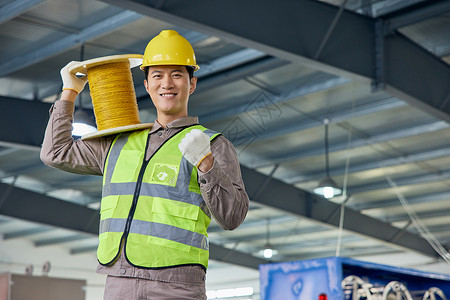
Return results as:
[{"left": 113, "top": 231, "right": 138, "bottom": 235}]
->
[{"left": 161, "top": 76, "right": 174, "bottom": 89}]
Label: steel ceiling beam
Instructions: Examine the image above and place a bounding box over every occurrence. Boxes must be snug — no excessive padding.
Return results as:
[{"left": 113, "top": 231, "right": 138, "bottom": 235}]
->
[
  {"left": 35, "top": 235, "right": 91, "bottom": 247},
  {"left": 1, "top": 95, "right": 443, "bottom": 201},
  {"left": 0, "top": 10, "right": 141, "bottom": 77},
  {"left": 0, "top": 94, "right": 446, "bottom": 210},
  {"left": 3, "top": 227, "right": 53, "bottom": 240},
  {"left": 209, "top": 243, "right": 268, "bottom": 270},
  {"left": 0, "top": 182, "right": 267, "bottom": 269},
  {"left": 340, "top": 146, "right": 450, "bottom": 176},
  {"left": 409, "top": 224, "right": 450, "bottom": 237},
  {"left": 195, "top": 56, "right": 288, "bottom": 94},
  {"left": 195, "top": 48, "right": 266, "bottom": 78},
  {"left": 250, "top": 120, "right": 449, "bottom": 169},
  {"left": 199, "top": 72, "right": 350, "bottom": 124},
  {"left": 286, "top": 145, "right": 450, "bottom": 184},
  {"left": 383, "top": 0, "right": 450, "bottom": 33},
  {"left": 352, "top": 191, "right": 450, "bottom": 211},
  {"left": 0, "top": 161, "right": 50, "bottom": 179},
  {"left": 99, "top": 0, "right": 375, "bottom": 78},
  {"left": 0, "top": 96, "right": 51, "bottom": 148},
  {"left": 379, "top": 207, "right": 450, "bottom": 224},
  {"left": 0, "top": 183, "right": 99, "bottom": 234},
  {"left": 0, "top": 0, "right": 44, "bottom": 24},
  {"left": 279, "top": 235, "right": 364, "bottom": 251},
  {"left": 100, "top": 0, "right": 450, "bottom": 123},
  {"left": 223, "top": 97, "right": 405, "bottom": 150},
  {"left": 0, "top": 159, "right": 442, "bottom": 261},
  {"left": 70, "top": 245, "right": 98, "bottom": 255},
  {"left": 0, "top": 156, "right": 441, "bottom": 261},
  {"left": 348, "top": 170, "right": 450, "bottom": 195},
  {"left": 284, "top": 245, "right": 400, "bottom": 262},
  {"left": 373, "top": 0, "right": 425, "bottom": 17},
  {"left": 240, "top": 165, "right": 440, "bottom": 258},
  {"left": 209, "top": 215, "right": 298, "bottom": 234},
  {"left": 217, "top": 224, "right": 331, "bottom": 246}
]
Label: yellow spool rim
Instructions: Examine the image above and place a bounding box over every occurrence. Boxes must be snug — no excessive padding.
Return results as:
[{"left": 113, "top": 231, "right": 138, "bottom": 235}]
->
[
  {"left": 68, "top": 54, "right": 143, "bottom": 75},
  {"left": 69, "top": 54, "right": 148, "bottom": 140},
  {"left": 81, "top": 123, "right": 153, "bottom": 140}
]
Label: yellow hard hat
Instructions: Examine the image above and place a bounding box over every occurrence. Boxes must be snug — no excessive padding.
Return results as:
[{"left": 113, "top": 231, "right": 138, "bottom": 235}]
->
[{"left": 140, "top": 30, "right": 199, "bottom": 71}]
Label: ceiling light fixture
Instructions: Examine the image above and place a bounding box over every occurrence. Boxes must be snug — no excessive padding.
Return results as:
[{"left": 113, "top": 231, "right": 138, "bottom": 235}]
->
[
  {"left": 72, "top": 106, "right": 96, "bottom": 137},
  {"left": 72, "top": 43, "right": 97, "bottom": 138},
  {"left": 259, "top": 218, "right": 278, "bottom": 259},
  {"left": 314, "top": 119, "right": 342, "bottom": 199}
]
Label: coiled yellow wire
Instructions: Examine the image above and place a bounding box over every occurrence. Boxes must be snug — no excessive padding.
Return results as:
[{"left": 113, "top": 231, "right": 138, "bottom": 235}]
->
[{"left": 87, "top": 61, "right": 140, "bottom": 131}]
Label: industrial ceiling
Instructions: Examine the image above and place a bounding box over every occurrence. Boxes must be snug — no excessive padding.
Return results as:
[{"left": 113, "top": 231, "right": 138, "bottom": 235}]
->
[{"left": 1, "top": 0, "right": 450, "bottom": 296}]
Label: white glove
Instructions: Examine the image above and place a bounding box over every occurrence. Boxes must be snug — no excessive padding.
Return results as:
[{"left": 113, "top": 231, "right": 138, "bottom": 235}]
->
[
  {"left": 178, "top": 129, "right": 211, "bottom": 166},
  {"left": 60, "top": 61, "right": 88, "bottom": 94}
]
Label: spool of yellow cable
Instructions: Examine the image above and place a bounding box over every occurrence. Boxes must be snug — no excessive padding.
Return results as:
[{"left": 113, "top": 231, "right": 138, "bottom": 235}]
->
[{"left": 69, "top": 54, "right": 153, "bottom": 140}]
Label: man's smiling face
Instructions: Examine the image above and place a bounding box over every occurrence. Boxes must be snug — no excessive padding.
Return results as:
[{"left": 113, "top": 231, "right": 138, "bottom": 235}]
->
[{"left": 144, "top": 65, "right": 197, "bottom": 122}]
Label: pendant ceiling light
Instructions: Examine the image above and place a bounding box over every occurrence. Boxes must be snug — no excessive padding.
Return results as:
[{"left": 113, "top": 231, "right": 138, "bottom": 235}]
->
[
  {"left": 259, "top": 218, "right": 277, "bottom": 259},
  {"left": 72, "top": 44, "right": 97, "bottom": 137},
  {"left": 314, "top": 119, "right": 342, "bottom": 199},
  {"left": 72, "top": 104, "right": 96, "bottom": 137}
]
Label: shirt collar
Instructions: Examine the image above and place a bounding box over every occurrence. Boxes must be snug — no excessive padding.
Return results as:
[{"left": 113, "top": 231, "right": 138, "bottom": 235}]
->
[{"left": 149, "top": 116, "right": 199, "bottom": 133}]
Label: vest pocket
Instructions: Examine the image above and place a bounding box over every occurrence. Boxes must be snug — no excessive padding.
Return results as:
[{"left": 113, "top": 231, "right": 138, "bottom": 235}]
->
[{"left": 151, "top": 198, "right": 199, "bottom": 232}]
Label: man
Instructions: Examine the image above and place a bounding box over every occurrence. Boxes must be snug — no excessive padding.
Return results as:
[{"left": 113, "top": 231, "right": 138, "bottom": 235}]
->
[{"left": 40, "top": 30, "right": 249, "bottom": 300}]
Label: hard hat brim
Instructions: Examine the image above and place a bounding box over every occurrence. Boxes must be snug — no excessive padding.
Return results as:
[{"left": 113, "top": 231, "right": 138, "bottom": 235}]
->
[{"left": 139, "top": 63, "right": 200, "bottom": 72}]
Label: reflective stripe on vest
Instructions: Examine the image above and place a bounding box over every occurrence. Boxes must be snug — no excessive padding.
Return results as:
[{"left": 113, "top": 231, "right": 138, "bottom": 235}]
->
[
  {"left": 99, "top": 218, "right": 208, "bottom": 250},
  {"left": 97, "top": 125, "right": 220, "bottom": 269}
]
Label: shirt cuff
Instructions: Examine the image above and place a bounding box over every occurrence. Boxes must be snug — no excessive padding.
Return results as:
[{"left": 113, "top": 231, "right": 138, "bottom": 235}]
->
[{"left": 198, "top": 158, "right": 219, "bottom": 186}]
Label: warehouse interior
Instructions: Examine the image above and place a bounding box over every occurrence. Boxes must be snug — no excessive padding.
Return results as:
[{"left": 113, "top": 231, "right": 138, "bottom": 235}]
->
[{"left": 1, "top": 0, "right": 450, "bottom": 299}]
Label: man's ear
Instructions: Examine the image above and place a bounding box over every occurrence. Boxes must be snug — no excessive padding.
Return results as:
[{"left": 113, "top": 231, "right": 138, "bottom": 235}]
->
[
  {"left": 189, "top": 76, "right": 197, "bottom": 95},
  {"left": 144, "top": 79, "right": 149, "bottom": 94}
]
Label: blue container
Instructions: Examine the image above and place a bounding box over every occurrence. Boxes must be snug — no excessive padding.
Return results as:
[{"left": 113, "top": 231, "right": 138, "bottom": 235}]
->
[{"left": 259, "top": 257, "right": 450, "bottom": 299}]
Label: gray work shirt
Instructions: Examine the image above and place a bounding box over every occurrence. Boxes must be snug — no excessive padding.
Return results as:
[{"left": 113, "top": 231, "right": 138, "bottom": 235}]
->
[{"left": 40, "top": 100, "right": 249, "bottom": 285}]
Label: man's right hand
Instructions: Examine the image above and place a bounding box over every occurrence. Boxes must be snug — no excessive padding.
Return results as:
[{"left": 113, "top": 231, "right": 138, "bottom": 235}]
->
[{"left": 60, "top": 61, "right": 88, "bottom": 94}]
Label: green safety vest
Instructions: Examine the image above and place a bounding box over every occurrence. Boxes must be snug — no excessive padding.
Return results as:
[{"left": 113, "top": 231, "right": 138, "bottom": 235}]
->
[{"left": 97, "top": 125, "right": 220, "bottom": 269}]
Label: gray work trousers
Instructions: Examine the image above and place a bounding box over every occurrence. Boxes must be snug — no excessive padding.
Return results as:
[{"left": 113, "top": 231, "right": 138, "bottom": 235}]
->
[{"left": 103, "top": 275, "right": 207, "bottom": 300}]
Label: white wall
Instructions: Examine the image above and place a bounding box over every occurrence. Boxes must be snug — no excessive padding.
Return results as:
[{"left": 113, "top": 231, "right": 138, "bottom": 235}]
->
[{"left": 0, "top": 237, "right": 105, "bottom": 300}]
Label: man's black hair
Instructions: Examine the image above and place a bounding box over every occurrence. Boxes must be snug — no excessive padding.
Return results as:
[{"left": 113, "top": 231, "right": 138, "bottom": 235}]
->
[{"left": 144, "top": 66, "right": 195, "bottom": 80}]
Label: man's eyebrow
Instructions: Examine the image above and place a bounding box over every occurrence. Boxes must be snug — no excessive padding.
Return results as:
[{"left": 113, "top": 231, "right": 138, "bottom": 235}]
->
[
  {"left": 150, "top": 69, "right": 184, "bottom": 74},
  {"left": 171, "top": 69, "right": 184, "bottom": 73}
]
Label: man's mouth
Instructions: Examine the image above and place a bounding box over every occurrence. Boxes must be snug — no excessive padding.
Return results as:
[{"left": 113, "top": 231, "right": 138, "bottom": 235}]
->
[{"left": 160, "top": 93, "right": 177, "bottom": 98}]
